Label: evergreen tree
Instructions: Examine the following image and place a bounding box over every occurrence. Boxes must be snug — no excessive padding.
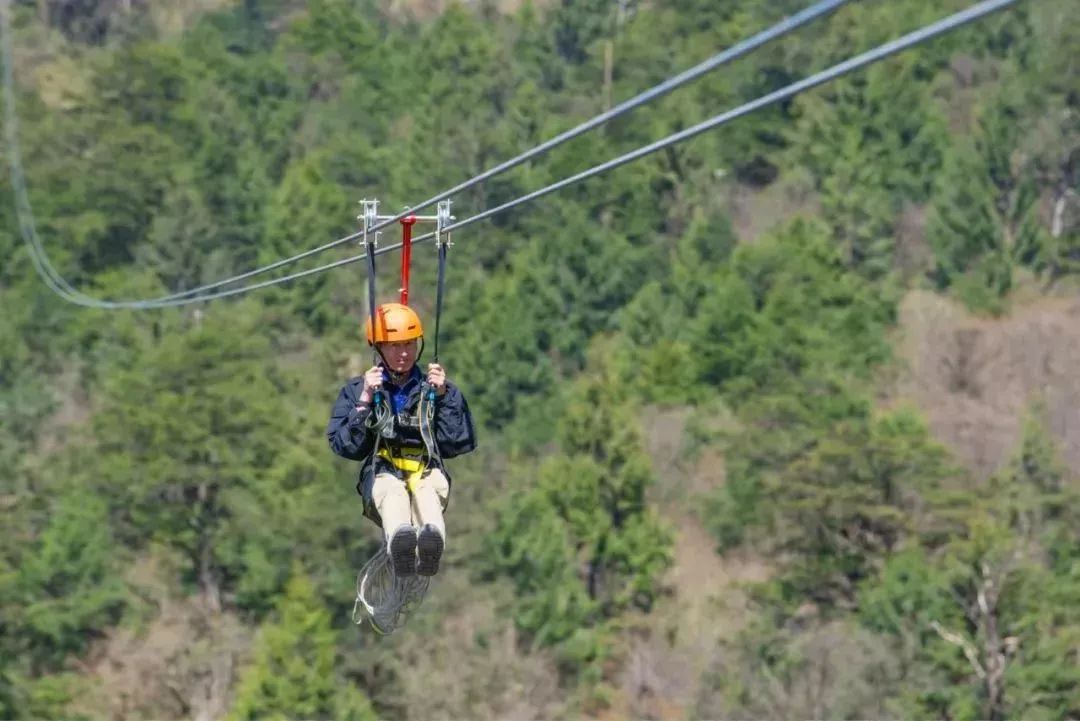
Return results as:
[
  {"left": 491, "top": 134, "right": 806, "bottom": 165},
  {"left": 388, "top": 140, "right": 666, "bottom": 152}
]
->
[
  {"left": 772, "top": 409, "right": 956, "bottom": 608},
  {"left": 792, "top": 55, "right": 947, "bottom": 277},
  {"left": 13, "top": 492, "right": 126, "bottom": 669},
  {"left": 87, "top": 304, "right": 302, "bottom": 614},
  {"left": 487, "top": 348, "right": 672, "bottom": 660},
  {"left": 859, "top": 407, "right": 1080, "bottom": 719},
  {"left": 3, "top": 0, "right": 1078, "bottom": 715},
  {"left": 928, "top": 81, "right": 1042, "bottom": 311},
  {"left": 229, "top": 565, "right": 376, "bottom": 721}
]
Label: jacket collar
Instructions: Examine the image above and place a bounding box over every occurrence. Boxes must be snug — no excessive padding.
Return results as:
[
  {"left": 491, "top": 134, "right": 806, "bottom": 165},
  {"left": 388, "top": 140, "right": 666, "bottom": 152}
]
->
[{"left": 382, "top": 365, "right": 421, "bottom": 389}]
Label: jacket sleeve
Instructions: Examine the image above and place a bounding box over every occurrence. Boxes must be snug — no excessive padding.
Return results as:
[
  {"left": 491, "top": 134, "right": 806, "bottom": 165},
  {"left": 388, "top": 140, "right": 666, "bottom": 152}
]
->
[
  {"left": 434, "top": 382, "right": 477, "bottom": 459},
  {"left": 327, "top": 380, "right": 376, "bottom": 461}
]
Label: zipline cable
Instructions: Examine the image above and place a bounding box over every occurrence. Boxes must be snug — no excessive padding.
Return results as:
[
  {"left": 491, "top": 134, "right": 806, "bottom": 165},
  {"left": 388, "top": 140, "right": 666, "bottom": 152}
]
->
[
  {"left": 2, "top": 0, "right": 849, "bottom": 308},
  {"left": 250, "top": 0, "right": 1025, "bottom": 291},
  {"left": 5, "top": 0, "right": 1021, "bottom": 307}
]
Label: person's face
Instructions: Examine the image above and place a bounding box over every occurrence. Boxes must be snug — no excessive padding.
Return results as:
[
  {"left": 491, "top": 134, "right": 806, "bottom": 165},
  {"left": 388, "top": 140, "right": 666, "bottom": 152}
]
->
[{"left": 378, "top": 339, "right": 419, "bottom": 374}]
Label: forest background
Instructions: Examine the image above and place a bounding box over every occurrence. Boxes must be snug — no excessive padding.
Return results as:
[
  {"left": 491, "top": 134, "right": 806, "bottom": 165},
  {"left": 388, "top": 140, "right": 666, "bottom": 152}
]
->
[{"left": 1, "top": 0, "right": 1078, "bottom": 719}]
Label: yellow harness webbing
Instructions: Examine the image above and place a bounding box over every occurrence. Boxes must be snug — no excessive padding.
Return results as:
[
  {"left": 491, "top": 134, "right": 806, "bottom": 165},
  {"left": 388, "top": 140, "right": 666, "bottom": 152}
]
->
[{"left": 377, "top": 446, "right": 428, "bottom": 495}]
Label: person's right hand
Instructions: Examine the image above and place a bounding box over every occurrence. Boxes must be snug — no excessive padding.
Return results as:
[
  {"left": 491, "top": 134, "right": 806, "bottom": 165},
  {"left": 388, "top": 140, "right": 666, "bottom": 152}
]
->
[{"left": 358, "top": 365, "right": 383, "bottom": 404}]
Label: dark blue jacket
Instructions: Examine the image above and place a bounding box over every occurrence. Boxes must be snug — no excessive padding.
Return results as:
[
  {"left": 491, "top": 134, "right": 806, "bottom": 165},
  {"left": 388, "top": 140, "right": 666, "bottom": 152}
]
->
[{"left": 327, "top": 367, "right": 477, "bottom": 493}]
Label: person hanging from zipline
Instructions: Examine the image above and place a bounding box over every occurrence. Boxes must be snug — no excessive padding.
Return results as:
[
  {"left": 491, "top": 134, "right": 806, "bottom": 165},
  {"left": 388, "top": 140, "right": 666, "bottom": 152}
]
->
[
  {"left": 327, "top": 302, "right": 476, "bottom": 577},
  {"left": 327, "top": 202, "right": 475, "bottom": 579}
]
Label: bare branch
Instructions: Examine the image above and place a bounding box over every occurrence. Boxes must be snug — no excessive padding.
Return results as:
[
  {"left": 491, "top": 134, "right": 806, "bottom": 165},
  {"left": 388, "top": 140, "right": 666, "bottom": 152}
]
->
[{"left": 930, "top": 620, "right": 986, "bottom": 679}]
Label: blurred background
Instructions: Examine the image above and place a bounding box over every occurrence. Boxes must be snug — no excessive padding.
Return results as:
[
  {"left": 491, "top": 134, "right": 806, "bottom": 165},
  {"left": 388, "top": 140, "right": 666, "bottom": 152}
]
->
[{"left": 0, "top": 0, "right": 1077, "bottom": 719}]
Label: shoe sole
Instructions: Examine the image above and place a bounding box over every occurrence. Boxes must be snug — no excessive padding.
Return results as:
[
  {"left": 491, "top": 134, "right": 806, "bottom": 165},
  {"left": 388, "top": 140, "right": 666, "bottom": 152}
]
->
[
  {"left": 417, "top": 526, "right": 444, "bottom": 577},
  {"left": 389, "top": 527, "right": 417, "bottom": 577}
]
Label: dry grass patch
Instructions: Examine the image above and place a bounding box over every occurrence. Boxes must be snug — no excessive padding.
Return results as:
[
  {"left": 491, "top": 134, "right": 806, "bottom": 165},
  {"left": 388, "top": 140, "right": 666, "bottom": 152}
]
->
[
  {"left": 727, "top": 172, "right": 821, "bottom": 244},
  {"left": 894, "top": 289, "right": 1080, "bottom": 478},
  {"left": 624, "top": 407, "right": 770, "bottom": 721}
]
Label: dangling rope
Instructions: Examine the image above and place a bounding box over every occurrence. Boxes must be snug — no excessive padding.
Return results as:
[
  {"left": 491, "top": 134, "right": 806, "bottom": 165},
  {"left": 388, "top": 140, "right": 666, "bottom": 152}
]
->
[
  {"left": 418, "top": 386, "right": 441, "bottom": 471},
  {"left": 353, "top": 546, "right": 431, "bottom": 634}
]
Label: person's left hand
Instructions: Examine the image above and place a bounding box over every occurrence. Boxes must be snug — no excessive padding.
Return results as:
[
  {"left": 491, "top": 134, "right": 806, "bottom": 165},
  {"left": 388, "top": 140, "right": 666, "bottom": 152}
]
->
[{"left": 426, "top": 363, "right": 448, "bottom": 396}]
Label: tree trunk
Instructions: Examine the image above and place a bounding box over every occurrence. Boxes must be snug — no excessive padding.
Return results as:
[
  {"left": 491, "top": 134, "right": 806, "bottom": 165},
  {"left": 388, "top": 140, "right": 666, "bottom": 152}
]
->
[
  {"left": 199, "top": 537, "right": 222, "bottom": 614},
  {"left": 197, "top": 483, "right": 222, "bottom": 614},
  {"left": 931, "top": 555, "right": 1018, "bottom": 721},
  {"left": 978, "top": 563, "right": 1007, "bottom": 721}
]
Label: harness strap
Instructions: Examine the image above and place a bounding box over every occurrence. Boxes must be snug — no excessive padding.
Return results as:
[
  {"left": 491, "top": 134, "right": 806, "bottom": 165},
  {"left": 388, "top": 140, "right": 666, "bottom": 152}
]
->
[
  {"left": 399, "top": 216, "right": 416, "bottom": 305},
  {"left": 361, "top": 201, "right": 386, "bottom": 411},
  {"left": 418, "top": 382, "right": 441, "bottom": 468},
  {"left": 433, "top": 201, "right": 452, "bottom": 363},
  {"left": 376, "top": 446, "right": 428, "bottom": 495},
  {"left": 433, "top": 240, "right": 447, "bottom": 363}
]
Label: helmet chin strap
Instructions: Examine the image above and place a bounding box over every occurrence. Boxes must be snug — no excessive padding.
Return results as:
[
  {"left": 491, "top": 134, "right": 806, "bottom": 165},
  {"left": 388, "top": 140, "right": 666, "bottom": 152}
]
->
[{"left": 375, "top": 337, "right": 425, "bottom": 383}]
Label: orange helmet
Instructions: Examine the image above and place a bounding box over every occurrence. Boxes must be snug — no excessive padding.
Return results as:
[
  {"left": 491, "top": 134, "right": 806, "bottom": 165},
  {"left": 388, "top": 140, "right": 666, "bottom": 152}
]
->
[{"left": 365, "top": 303, "right": 424, "bottom": 345}]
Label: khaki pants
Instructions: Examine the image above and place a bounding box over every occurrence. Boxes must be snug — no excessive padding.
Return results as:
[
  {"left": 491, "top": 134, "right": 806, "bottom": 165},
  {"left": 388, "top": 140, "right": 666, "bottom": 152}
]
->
[{"left": 371, "top": 468, "right": 450, "bottom": 543}]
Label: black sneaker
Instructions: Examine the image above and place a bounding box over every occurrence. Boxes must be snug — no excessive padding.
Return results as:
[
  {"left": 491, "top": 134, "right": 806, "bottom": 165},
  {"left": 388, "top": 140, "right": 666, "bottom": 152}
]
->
[
  {"left": 417, "top": 524, "right": 444, "bottom": 577},
  {"left": 388, "top": 524, "right": 417, "bottom": 577}
]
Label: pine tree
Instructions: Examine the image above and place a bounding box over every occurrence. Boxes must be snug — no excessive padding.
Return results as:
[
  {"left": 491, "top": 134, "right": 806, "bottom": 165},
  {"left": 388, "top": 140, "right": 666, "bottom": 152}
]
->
[
  {"left": 927, "top": 81, "right": 1042, "bottom": 311},
  {"left": 792, "top": 55, "right": 948, "bottom": 277},
  {"left": 89, "top": 304, "right": 300, "bottom": 614},
  {"left": 773, "top": 409, "right": 956, "bottom": 608},
  {"left": 858, "top": 407, "right": 1080, "bottom": 720},
  {"left": 16, "top": 491, "right": 127, "bottom": 669},
  {"left": 229, "top": 565, "right": 376, "bottom": 721},
  {"left": 487, "top": 348, "right": 672, "bottom": 651}
]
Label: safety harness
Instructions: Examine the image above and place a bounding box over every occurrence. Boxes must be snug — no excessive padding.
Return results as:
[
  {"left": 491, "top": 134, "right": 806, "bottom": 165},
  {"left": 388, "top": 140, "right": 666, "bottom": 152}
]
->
[{"left": 370, "top": 384, "right": 441, "bottom": 496}]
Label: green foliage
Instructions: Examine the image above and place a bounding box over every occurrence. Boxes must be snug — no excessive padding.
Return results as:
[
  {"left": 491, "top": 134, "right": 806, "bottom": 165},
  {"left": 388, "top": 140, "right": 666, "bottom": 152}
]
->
[
  {"left": 550, "top": 0, "right": 619, "bottom": 64},
  {"left": 5, "top": 671, "right": 96, "bottom": 721},
  {"left": 486, "top": 486, "right": 597, "bottom": 646},
  {"left": 85, "top": 305, "right": 304, "bottom": 613},
  {"left": 2, "top": 0, "right": 1077, "bottom": 717},
  {"left": 93, "top": 42, "right": 193, "bottom": 126},
  {"left": 700, "top": 614, "right": 899, "bottom": 719},
  {"left": 927, "top": 83, "right": 1041, "bottom": 311},
  {"left": 704, "top": 219, "right": 895, "bottom": 393},
  {"left": 613, "top": 212, "right": 737, "bottom": 403},
  {"left": 616, "top": 217, "right": 894, "bottom": 412},
  {"left": 229, "top": 565, "right": 376, "bottom": 721},
  {"left": 284, "top": 0, "right": 380, "bottom": 74},
  {"left": 13, "top": 492, "right": 126, "bottom": 669},
  {"left": 694, "top": 225, "right": 894, "bottom": 454},
  {"left": 683, "top": 219, "right": 918, "bottom": 609},
  {"left": 486, "top": 351, "right": 672, "bottom": 670},
  {"left": 857, "top": 408, "right": 1080, "bottom": 719},
  {"left": 770, "top": 408, "right": 957, "bottom": 608},
  {"left": 447, "top": 269, "right": 558, "bottom": 435},
  {"left": 859, "top": 546, "right": 956, "bottom": 642},
  {"left": 792, "top": 55, "right": 948, "bottom": 277}
]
